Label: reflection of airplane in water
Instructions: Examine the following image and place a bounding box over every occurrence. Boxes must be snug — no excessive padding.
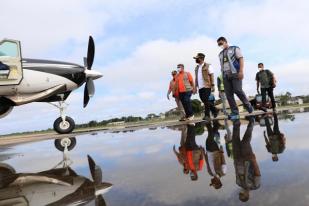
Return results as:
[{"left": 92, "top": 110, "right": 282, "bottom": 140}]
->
[{"left": 0, "top": 137, "right": 112, "bottom": 206}]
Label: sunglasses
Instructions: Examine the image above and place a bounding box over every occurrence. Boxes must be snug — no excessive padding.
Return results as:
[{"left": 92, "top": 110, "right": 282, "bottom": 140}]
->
[{"left": 217, "top": 42, "right": 223, "bottom": 46}]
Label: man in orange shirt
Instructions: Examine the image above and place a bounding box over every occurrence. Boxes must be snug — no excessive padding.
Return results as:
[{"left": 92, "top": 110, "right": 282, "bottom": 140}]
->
[
  {"left": 175, "top": 64, "right": 196, "bottom": 121},
  {"left": 167, "top": 70, "right": 186, "bottom": 121}
]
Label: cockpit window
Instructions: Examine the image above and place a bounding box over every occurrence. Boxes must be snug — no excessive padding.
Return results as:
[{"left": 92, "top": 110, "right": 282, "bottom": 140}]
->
[{"left": 0, "top": 41, "right": 19, "bottom": 57}]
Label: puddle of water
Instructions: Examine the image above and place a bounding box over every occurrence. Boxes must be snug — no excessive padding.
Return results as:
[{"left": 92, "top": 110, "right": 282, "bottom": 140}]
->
[{"left": 0, "top": 112, "right": 309, "bottom": 205}]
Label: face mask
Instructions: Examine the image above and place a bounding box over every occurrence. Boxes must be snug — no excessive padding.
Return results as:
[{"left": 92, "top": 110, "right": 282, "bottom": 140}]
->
[
  {"left": 220, "top": 45, "right": 225, "bottom": 50},
  {"left": 177, "top": 68, "right": 181, "bottom": 72},
  {"left": 258, "top": 67, "right": 263, "bottom": 71}
]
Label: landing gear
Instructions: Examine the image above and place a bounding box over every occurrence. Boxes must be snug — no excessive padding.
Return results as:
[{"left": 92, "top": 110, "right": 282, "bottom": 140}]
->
[
  {"left": 54, "top": 137, "right": 77, "bottom": 152},
  {"left": 54, "top": 116, "right": 75, "bottom": 134},
  {"left": 50, "top": 97, "right": 75, "bottom": 134}
]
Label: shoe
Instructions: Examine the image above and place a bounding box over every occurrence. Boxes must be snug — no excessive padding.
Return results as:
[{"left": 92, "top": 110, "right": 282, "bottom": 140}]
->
[
  {"left": 203, "top": 115, "right": 211, "bottom": 121},
  {"left": 187, "top": 115, "right": 195, "bottom": 121},
  {"left": 179, "top": 117, "right": 186, "bottom": 121},
  {"left": 260, "top": 107, "right": 267, "bottom": 112},
  {"left": 228, "top": 113, "right": 240, "bottom": 121},
  {"left": 212, "top": 110, "right": 218, "bottom": 118},
  {"left": 247, "top": 105, "right": 254, "bottom": 113}
]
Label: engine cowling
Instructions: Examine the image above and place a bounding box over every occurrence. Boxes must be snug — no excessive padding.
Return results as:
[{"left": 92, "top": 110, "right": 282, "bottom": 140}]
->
[{"left": 0, "top": 100, "right": 13, "bottom": 119}]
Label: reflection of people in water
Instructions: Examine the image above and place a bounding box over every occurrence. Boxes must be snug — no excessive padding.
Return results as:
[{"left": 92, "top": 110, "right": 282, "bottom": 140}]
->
[
  {"left": 204, "top": 120, "right": 227, "bottom": 189},
  {"left": 173, "top": 124, "right": 204, "bottom": 181},
  {"left": 263, "top": 113, "right": 286, "bottom": 161},
  {"left": 232, "top": 119, "right": 261, "bottom": 202}
]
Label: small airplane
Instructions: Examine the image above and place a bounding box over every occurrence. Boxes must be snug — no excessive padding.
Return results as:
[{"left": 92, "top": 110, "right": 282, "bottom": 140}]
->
[
  {"left": 0, "top": 36, "right": 103, "bottom": 134},
  {"left": 0, "top": 152, "right": 112, "bottom": 206}
]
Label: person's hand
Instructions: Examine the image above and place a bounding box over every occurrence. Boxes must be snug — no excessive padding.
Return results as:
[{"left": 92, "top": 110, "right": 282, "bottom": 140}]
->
[
  {"left": 193, "top": 87, "right": 197, "bottom": 94},
  {"left": 238, "top": 71, "right": 244, "bottom": 80}
]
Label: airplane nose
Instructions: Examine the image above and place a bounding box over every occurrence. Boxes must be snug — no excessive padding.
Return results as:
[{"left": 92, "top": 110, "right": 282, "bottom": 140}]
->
[{"left": 85, "top": 69, "right": 103, "bottom": 80}]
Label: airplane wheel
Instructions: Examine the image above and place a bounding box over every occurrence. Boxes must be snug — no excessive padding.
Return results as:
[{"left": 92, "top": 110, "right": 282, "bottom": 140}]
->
[
  {"left": 53, "top": 116, "right": 75, "bottom": 134},
  {"left": 54, "top": 137, "right": 76, "bottom": 151}
]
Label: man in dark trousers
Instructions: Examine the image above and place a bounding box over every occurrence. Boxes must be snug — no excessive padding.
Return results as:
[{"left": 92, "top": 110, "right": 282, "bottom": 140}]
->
[
  {"left": 217, "top": 37, "right": 254, "bottom": 120},
  {"left": 263, "top": 113, "right": 286, "bottom": 161},
  {"left": 204, "top": 120, "right": 227, "bottom": 190},
  {"left": 232, "top": 119, "right": 261, "bottom": 202},
  {"left": 256, "top": 63, "right": 277, "bottom": 112},
  {"left": 194, "top": 53, "right": 218, "bottom": 121}
]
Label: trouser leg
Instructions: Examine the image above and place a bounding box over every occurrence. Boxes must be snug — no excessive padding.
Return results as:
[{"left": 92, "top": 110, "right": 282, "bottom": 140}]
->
[
  {"left": 199, "top": 88, "right": 211, "bottom": 117},
  {"left": 179, "top": 93, "right": 189, "bottom": 117},
  {"left": 267, "top": 87, "right": 276, "bottom": 108},
  {"left": 185, "top": 92, "right": 193, "bottom": 117},
  {"left": 175, "top": 97, "right": 186, "bottom": 117},
  {"left": 261, "top": 88, "right": 267, "bottom": 107},
  {"left": 223, "top": 76, "right": 238, "bottom": 114},
  {"left": 232, "top": 77, "right": 252, "bottom": 112}
]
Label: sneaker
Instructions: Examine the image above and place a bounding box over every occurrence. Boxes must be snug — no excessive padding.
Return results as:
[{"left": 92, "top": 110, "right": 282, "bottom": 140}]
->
[
  {"left": 228, "top": 113, "right": 240, "bottom": 121},
  {"left": 247, "top": 105, "right": 254, "bottom": 113},
  {"left": 179, "top": 117, "right": 186, "bottom": 121},
  {"left": 202, "top": 115, "right": 211, "bottom": 121},
  {"left": 260, "top": 107, "right": 267, "bottom": 112},
  {"left": 212, "top": 110, "right": 218, "bottom": 118},
  {"left": 187, "top": 115, "right": 195, "bottom": 121}
]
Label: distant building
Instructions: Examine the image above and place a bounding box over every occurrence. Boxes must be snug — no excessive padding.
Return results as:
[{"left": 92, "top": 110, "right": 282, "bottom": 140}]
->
[
  {"left": 107, "top": 121, "right": 125, "bottom": 126},
  {"left": 287, "top": 96, "right": 304, "bottom": 105}
]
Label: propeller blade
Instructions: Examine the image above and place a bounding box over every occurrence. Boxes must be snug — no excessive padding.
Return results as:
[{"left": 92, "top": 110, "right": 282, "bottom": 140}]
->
[
  {"left": 83, "top": 82, "right": 90, "bottom": 108},
  {"left": 87, "top": 78, "right": 95, "bottom": 97},
  {"left": 87, "top": 36, "right": 95, "bottom": 70},
  {"left": 87, "top": 155, "right": 102, "bottom": 185},
  {"left": 95, "top": 195, "right": 107, "bottom": 206},
  {"left": 83, "top": 57, "right": 88, "bottom": 68}
]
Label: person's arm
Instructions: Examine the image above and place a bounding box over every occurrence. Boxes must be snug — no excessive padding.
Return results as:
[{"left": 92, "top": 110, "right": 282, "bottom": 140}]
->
[
  {"left": 256, "top": 73, "right": 260, "bottom": 94},
  {"left": 210, "top": 73, "right": 215, "bottom": 92},
  {"left": 217, "top": 77, "right": 221, "bottom": 92},
  {"left": 188, "top": 72, "right": 196, "bottom": 93},
  {"left": 238, "top": 57, "right": 244, "bottom": 80},
  {"left": 167, "top": 82, "right": 172, "bottom": 100},
  {"left": 272, "top": 73, "right": 277, "bottom": 87},
  {"left": 235, "top": 47, "right": 244, "bottom": 80}
]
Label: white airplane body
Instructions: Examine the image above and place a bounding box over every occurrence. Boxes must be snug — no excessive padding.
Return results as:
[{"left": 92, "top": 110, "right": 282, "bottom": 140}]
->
[{"left": 0, "top": 36, "right": 102, "bottom": 133}]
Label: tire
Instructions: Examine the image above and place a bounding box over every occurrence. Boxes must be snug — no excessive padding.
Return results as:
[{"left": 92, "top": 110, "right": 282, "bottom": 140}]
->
[
  {"left": 53, "top": 116, "right": 75, "bottom": 134},
  {"left": 54, "top": 137, "right": 77, "bottom": 151}
]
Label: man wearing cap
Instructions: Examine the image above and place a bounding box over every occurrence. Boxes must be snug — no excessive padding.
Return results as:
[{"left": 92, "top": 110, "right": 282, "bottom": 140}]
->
[
  {"left": 194, "top": 53, "right": 218, "bottom": 121},
  {"left": 167, "top": 70, "right": 186, "bottom": 121},
  {"left": 217, "top": 37, "right": 254, "bottom": 120},
  {"left": 175, "top": 64, "right": 195, "bottom": 121}
]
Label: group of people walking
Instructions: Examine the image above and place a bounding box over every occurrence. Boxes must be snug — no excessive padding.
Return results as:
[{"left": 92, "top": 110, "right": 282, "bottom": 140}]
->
[{"left": 167, "top": 36, "right": 277, "bottom": 121}]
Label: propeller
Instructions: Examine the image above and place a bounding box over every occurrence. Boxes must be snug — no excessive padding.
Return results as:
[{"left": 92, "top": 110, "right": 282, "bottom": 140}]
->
[
  {"left": 87, "top": 155, "right": 112, "bottom": 205},
  {"left": 83, "top": 36, "right": 100, "bottom": 108},
  {"left": 95, "top": 195, "right": 107, "bottom": 206},
  {"left": 87, "top": 155, "right": 102, "bottom": 185}
]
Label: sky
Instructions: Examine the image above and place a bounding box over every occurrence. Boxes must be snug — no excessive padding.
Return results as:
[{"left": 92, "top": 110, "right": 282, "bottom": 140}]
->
[{"left": 0, "top": 0, "right": 309, "bottom": 134}]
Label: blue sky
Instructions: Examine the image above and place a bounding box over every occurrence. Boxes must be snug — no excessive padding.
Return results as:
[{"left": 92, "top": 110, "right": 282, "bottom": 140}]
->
[{"left": 1, "top": 0, "right": 309, "bottom": 134}]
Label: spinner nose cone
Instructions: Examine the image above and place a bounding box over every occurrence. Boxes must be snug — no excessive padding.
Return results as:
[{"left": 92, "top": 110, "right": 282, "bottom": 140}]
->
[{"left": 85, "top": 69, "right": 103, "bottom": 80}]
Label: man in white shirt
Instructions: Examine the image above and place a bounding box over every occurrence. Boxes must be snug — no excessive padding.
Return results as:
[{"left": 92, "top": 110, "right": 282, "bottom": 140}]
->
[{"left": 194, "top": 53, "right": 218, "bottom": 121}]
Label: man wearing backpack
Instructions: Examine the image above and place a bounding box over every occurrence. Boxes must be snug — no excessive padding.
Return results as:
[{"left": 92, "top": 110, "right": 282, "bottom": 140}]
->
[
  {"left": 217, "top": 37, "right": 254, "bottom": 120},
  {"left": 256, "top": 63, "right": 277, "bottom": 112}
]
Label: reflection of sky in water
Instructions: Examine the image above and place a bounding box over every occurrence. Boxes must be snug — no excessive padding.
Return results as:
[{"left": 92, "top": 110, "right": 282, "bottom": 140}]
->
[{"left": 1, "top": 112, "right": 309, "bottom": 205}]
